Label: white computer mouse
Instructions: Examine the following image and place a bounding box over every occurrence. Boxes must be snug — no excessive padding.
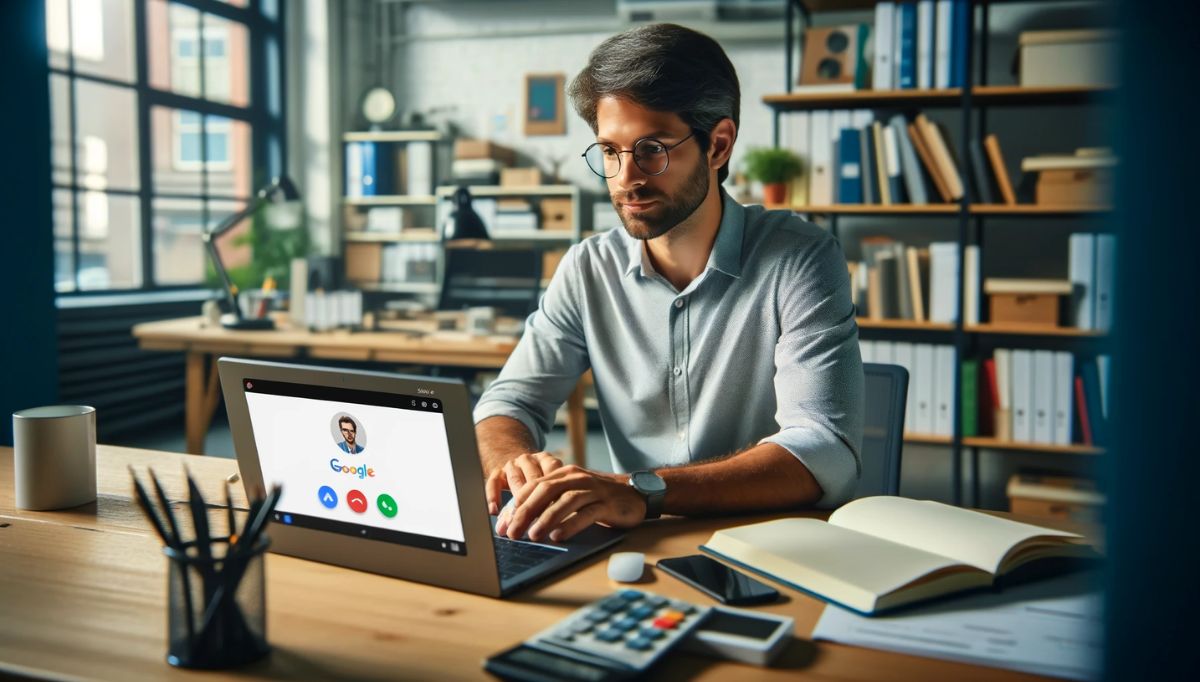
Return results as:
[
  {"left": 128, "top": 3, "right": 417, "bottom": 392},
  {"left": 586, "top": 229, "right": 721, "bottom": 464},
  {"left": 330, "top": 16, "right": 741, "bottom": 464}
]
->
[{"left": 607, "top": 552, "right": 646, "bottom": 583}]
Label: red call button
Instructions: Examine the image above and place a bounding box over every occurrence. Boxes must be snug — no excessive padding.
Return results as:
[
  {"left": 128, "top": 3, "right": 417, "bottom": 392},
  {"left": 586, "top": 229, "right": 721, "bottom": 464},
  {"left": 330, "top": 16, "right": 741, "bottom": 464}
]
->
[{"left": 346, "top": 489, "right": 368, "bottom": 514}]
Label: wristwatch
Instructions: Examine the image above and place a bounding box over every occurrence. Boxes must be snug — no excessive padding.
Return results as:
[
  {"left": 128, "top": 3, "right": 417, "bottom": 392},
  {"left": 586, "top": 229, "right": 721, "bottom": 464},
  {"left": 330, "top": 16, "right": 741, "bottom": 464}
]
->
[{"left": 628, "top": 470, "right": 667, "bottom": 520}]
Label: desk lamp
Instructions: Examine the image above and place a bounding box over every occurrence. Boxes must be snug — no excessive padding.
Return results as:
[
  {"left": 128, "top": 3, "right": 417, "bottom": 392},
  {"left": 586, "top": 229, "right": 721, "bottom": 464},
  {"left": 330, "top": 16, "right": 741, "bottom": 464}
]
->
[
  {"left": 203, "top": 176, "right": 302, "bottom": 330},
  {"left": 443, "top": 186, "right": 490, "bottom": 242}
]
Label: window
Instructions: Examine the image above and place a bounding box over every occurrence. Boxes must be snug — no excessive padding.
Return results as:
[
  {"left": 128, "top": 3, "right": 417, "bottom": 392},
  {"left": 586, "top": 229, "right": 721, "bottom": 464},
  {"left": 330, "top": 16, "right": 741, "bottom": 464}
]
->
[{"left": 47, "top": 0, "right": 285, "bottom": 294}]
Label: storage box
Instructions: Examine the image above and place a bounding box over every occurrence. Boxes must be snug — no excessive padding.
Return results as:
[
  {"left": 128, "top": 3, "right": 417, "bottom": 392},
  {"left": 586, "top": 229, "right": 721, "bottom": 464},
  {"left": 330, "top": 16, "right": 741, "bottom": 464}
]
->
[
  {"left": 1007, "top": 473, "right": 1105, "bottom": 524},
  {"left": 453, "top": 139, "right": 516, "bottom": 165},
  {"left": 540, "top": 197, "right": 574, "bottom": 231},
  {"left": 984, "top": 279, "right": 1072, "bottom": 326},
  {"left": 542, "top": 249, "right": 566, "bottom": 281},
  {"left": 1018, "top": 29, "right": 1118, "bottom": 87},
  {"left": 343, "top": 243, "right": 382, "bottom": 284},
  {"left": 500, "top": 167, "right": 542, "bottom": 188},
  {"left": 1035, "top": 168, "right": 1114, "bottom": 206}
]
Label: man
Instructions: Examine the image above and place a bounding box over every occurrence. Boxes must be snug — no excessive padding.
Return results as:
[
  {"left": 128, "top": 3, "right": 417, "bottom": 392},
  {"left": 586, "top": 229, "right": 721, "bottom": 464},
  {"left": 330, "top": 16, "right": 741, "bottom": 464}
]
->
[
  {"left": 337, "top": 415, "right": 364, "bottom": 454},
  {"left": 474, "top": 23, "right": 863, "bottom": 544}
]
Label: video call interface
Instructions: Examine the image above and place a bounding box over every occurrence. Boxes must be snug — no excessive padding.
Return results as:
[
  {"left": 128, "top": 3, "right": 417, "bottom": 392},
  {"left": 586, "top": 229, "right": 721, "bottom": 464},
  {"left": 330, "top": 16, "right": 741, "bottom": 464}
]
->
[{"left": 242, "top": 378, "right": 468, "bottom": 556}]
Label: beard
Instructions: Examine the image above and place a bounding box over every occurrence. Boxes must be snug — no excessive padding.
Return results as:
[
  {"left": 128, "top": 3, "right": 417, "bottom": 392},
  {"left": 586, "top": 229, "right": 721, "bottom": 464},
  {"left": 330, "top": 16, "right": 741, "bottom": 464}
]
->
[{"left": 612, "top": 156, "right": 711, "bottom": 241}]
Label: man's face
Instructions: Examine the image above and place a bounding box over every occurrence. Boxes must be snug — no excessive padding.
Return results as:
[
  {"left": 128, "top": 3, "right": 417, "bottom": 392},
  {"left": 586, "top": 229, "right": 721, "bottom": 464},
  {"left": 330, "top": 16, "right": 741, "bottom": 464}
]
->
[
  {"left": 341, "top": 423, "right": 356, "bottom": 445},
  {"left": 595, "top": 97, "right": 712, "bottom": 241}
]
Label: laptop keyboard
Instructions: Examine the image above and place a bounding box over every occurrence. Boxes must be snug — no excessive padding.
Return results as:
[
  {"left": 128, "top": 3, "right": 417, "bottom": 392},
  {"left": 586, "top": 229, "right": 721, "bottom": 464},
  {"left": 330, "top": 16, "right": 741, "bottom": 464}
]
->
[{"left": 494, "top": 536, "right": 565, "bottom": 580}]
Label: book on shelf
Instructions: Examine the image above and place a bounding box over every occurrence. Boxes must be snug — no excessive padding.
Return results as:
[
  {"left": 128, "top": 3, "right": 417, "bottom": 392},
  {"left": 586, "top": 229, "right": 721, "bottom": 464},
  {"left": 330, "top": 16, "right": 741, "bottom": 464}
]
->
[
  {"left": 895, "top": 1, "right": 916, "bottom": 90},
  {"left": 961, "top": 358, "right": 979, "bottom": 437},
  {"left": 967, "top": 138, "right": 997, "bottom": 204},
  {"left": 916, "top": 114, "right": 963, "bottom": 200},
  {"left": 1067, "top": 232, "right": 1115, "bottom": 331},
  {"left": 982, "top": 349, "right": 1109, "bottom": 448},
  {"left": 872, "top": 1, "right": 963, "bottom": 92},
  {"left": 861, "top": 340, "right": 954, "bottom": 437},
  {"left": 916, "top": 0, "right": 935, "bottom": 90},
  {"left": 983, "top": 134, "right": 1018, "bottom": 205},
  {"left": 381, "top": 243, "right": 438, "bottom": 285},
  {"left": 699, "top": 496, "right": 1093, "bottom": 616},
  {"left": 873, "top": 3, "right": 894, "bottom": 90},
  {"left": 888, "top": 114, "right": 930, "bottom": 205},
  {"left": 344, "top": 140, "right": 436, "bottom": 197}
]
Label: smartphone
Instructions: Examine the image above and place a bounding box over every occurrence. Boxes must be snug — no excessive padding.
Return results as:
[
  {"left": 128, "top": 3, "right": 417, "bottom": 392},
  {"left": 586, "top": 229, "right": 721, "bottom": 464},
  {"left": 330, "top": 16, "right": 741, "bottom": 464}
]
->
[{"left": 656, "top": 554, "right": 780, "bottom": 606}]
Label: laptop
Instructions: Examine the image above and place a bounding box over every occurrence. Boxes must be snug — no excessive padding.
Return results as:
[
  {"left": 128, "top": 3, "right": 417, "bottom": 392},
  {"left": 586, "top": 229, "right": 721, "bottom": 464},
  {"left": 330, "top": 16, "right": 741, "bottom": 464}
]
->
[{"left": 218, "top": 357, "right": 624, "bottom": 598}]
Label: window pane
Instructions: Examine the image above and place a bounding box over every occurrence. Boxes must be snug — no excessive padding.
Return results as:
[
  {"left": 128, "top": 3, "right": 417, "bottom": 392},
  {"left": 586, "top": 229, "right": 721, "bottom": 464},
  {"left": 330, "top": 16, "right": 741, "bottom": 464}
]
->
[
  {"left": 148, "top": 0, "right": 201, "bottom": 99},
  {"left": 217, "top": 0, "right": 249, "bottom": 7},
  {"left": 53, "top": 189, "right": 76, "bottom": 293},
  {"left": 203, "top": 14, "right": 249, "bottom": 107},
  {"left": 50, "top": 74, "right": 72, "bottom": 186},
  {"left": 74, "top": 79, "right": 139, "bottom": 191},
  {"left": 208, "top": 116, "right": 252, "bottom": 198},
  {"left": 46, "top": 0, "right": 70, "bottom": 70},
  {"left": 70, "top": 0, "right": 136, "bottom": 83},
  {"left": 77, "top": 191, "right": 142, "bottom": 290},
  {"left": 152, "top": 198, "right": 205, "bottom": 285},
  {"left": 153, "top": 106, "right": 201, "bottom": 196},
  {"left": 209, "top": 199, "right": 253, "bottom": 284}
]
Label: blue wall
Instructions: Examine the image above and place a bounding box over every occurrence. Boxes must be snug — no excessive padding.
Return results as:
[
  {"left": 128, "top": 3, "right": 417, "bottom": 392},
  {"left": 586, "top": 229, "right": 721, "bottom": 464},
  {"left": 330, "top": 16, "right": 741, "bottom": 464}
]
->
[{"left": 0, "top": 0, "right": 58, "bottom": 445}]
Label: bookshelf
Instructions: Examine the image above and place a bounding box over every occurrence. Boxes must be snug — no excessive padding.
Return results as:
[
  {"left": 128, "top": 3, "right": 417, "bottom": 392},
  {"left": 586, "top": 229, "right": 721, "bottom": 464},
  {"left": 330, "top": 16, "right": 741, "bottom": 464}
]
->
[{"left": 768, "top": 1, "right": 1115, "bottom": 505}]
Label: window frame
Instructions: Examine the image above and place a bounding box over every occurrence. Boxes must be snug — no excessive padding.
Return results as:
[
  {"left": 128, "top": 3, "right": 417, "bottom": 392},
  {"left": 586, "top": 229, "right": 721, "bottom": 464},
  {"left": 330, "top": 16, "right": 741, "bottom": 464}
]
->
[{"left": 48, "top": 0, "right": 286, "bottom": 296}]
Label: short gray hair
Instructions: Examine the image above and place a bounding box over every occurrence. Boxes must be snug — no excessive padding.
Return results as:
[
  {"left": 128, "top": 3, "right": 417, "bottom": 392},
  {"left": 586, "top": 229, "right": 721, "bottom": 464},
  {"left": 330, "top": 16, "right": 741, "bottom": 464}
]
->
[{"left": 568, "top": 23, "right": 740, "bottom": 183}]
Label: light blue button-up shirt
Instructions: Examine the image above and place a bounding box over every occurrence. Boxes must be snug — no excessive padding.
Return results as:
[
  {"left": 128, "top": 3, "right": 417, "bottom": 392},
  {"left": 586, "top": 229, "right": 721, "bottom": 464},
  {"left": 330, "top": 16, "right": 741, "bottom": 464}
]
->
[{"left": 474, "top": 191, "right": 864, "bottom": 506}]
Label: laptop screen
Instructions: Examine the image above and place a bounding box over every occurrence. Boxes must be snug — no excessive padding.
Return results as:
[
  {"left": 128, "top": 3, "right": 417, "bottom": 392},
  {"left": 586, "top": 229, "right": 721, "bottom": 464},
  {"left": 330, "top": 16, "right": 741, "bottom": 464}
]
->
[{"left": 241, "top": 377, "right": 468, "bottom": 556}]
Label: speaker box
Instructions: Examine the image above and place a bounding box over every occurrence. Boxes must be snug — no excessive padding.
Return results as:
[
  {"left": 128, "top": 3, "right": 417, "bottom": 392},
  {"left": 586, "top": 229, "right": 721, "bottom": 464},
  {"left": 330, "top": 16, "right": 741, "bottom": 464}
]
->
[{"left": 798, "top": 25, "right": 867, "bottom": 88}]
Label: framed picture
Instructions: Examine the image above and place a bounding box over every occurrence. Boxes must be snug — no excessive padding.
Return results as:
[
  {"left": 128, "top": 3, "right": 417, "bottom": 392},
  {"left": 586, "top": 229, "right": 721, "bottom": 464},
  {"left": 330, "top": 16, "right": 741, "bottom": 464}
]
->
[{"left": 524, "top": 73, "right": 565, "bottom": 136}]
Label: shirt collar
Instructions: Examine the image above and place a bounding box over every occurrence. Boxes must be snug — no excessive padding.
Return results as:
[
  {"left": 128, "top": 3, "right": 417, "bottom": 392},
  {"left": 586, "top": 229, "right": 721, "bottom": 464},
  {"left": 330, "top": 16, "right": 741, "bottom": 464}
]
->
[{"left": 621, "top": 190, "right": 745, "bottom": 280}]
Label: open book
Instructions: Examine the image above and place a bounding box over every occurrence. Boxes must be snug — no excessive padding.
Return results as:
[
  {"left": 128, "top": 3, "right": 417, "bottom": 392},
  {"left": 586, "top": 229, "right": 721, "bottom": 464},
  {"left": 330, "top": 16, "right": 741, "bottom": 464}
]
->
[{"left": 699, "top": 496, "right": 1095, "bottom": 616}]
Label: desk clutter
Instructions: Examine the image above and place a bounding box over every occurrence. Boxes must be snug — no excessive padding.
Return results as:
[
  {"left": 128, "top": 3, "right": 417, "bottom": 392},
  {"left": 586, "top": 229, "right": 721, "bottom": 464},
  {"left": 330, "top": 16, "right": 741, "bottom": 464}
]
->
[{"left": 129, "top": 467, "right": 281, "bottom": 669}]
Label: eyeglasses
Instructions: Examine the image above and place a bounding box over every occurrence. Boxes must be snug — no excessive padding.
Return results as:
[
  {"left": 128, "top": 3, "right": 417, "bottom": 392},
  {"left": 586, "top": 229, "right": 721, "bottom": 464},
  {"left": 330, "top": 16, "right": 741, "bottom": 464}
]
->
[
  {"left": 582, "top": 132, "right": 696, "bottom": 179},
  {"left": 340, "top": 428, "right": 356, "bottom": 436}
]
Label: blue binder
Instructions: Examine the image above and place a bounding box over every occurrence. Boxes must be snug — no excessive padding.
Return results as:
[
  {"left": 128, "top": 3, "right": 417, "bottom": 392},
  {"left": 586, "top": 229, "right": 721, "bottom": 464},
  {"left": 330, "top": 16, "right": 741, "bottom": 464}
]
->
[
  {"left": 897, "top": 3, "right": 917, "bottom": 89},
  {"left": 838, "top": 128, "right": 864, "bottom": 204}
]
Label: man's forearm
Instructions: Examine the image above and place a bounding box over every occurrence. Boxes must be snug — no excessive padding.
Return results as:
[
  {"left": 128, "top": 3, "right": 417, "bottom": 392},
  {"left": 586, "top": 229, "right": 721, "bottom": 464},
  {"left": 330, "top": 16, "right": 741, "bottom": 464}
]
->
[
  {"left": 475, "top": 415, "right": 539, "bottom": 474},
  {"left": 656, "top": 443, "right": 824, "bottom": 516}
]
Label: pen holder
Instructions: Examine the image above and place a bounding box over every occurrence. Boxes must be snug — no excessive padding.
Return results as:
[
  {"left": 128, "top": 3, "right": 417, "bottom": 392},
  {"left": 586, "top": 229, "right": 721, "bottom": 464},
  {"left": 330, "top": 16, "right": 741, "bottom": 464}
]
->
[{"left": 163, "top": 535, "right": 271, "bottom": 669}]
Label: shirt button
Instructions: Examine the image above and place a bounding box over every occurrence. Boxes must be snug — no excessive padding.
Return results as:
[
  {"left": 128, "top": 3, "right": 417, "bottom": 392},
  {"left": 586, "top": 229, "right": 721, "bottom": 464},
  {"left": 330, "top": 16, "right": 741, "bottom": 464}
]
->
[
  {"left": 673, "top": 367, "right": 682, "bottom": 376},
  {"left": 674, "top": 299, "right": 685, "bottom": 309}
]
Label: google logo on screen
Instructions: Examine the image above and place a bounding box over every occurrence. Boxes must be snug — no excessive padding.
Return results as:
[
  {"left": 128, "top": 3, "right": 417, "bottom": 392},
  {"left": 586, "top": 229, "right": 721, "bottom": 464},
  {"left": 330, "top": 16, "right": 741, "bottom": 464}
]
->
[{"left": 330, "top": 458, "right": 375, "bottom": 479}]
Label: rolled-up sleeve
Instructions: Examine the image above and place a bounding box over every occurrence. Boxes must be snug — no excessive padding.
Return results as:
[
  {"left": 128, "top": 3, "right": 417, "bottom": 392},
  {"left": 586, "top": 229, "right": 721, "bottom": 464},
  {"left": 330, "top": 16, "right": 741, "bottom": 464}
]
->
[
  {"left": 472, "top": 245, "right": 591, "bottom": 450},
  {"left": 759, "top": 231, "right": 864, "bottom": 508}
]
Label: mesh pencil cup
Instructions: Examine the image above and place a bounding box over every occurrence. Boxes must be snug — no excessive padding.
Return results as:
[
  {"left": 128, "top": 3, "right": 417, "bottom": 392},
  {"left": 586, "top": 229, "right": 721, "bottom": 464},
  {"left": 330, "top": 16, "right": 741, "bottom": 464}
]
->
[{"left": 163, "top": 535, "right": 270, "bottom": 669}]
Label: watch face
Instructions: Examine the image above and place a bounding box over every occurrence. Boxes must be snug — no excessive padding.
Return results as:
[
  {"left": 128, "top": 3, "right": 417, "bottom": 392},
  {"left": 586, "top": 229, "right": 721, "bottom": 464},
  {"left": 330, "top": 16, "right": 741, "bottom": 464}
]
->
[{"left": 632, "top": 471, "right": 666, "bottom": 493}]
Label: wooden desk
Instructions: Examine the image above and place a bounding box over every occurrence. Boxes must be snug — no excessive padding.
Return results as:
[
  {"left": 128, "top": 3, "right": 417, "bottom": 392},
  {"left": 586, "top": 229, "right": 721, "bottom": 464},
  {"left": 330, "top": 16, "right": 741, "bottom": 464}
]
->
[
  {"left": 0, "top": 446, "right": 1065, "bottom": 681},
  {"left": 132, "top": 316, "right": 589, "bottom": 462}
]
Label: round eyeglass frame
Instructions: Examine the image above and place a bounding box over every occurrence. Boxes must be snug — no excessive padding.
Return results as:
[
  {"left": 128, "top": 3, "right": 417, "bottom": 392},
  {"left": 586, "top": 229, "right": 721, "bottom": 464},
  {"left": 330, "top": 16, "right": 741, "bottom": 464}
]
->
[{"left": 581, "top": 132, "right": 697, "bottom": 179}]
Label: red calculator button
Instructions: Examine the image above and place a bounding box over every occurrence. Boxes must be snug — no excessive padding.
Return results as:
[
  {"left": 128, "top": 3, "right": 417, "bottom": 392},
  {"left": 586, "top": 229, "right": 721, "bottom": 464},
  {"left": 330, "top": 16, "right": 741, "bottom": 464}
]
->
[{"left": 652, "top": 617, "right": 678, "bottom": 630}]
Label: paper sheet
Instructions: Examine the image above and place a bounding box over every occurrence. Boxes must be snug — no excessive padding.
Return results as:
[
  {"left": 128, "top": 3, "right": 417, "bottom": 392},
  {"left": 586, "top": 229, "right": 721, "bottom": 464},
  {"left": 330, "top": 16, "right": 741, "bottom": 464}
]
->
[{"left": 812, "top": 572, "right": 1103, "bottom": 681}]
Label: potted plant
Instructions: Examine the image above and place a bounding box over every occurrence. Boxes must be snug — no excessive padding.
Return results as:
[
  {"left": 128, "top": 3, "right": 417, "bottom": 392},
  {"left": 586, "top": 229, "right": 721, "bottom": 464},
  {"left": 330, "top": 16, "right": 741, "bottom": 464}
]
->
[{"left": 742, "top": 147, "right": 803, "bottom": 205}]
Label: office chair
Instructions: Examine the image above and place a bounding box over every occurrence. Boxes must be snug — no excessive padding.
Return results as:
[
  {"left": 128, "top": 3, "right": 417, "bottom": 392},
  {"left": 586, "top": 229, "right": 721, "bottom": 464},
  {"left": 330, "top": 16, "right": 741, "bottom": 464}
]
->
[
  {"left": 852, "top": 363, "right": 910, "bottom": 498},
  {"left": 436, "top": 247, "right": 544, "bottom": 319}
]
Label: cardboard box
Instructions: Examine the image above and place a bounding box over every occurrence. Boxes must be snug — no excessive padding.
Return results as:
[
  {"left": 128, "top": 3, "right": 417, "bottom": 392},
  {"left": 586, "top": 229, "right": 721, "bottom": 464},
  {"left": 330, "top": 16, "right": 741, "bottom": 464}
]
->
[
  {"left": 500, "top": 167, "right": 541, "bottom": 188},
  {"left": 542, "top": 249, "right": 566, "bottom": 281},
  {"left": 343, "top": 243, "right": 382, "bottom": 284},
  {"left": 1018, "top": 29, "right": 1117, "bottom": 88},
  {"left": 454, "top": 139, "right": 516, "bottom": 165},
  {"left": 1036, "top": 168, "right": 1113, "bottom": 206},
  {"left": 985, "top": 279, "right": 1071, "bottom": 326},
  {"left": 1007, "top": 473, "right": 1105, "bottom": 524},
  {"left": 540, "top": 197, "right": 574, "bottom": 231}
]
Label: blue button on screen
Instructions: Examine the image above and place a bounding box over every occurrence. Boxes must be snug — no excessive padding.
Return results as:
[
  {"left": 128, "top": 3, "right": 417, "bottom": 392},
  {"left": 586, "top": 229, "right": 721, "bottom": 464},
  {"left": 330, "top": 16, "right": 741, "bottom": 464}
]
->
[{"left": 318, "top": 485, "right": 338, "bottom": 509}]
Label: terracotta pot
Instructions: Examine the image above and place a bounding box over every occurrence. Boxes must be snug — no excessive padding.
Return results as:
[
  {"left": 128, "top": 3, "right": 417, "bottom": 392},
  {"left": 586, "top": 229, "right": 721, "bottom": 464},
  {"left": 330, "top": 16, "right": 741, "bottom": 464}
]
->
[{"left": 762, "top": 182, "right": 788, "bottom": 205}]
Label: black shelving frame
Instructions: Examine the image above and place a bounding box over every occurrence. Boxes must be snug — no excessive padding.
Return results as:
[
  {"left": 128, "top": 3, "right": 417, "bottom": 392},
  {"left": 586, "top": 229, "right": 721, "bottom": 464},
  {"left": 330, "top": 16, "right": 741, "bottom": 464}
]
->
[{"left": 773, "top": 0, "right": 1114, "bottom": 506}]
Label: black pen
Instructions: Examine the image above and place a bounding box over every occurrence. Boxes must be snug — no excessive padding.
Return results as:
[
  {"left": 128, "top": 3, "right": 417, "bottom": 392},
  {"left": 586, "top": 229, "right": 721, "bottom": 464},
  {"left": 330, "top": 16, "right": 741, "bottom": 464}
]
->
[
  {"left": 225, "top": 480, "right": 236, "bottom": 542},
  {"left": 145, "top": 467, "right": 196, "bottom": 645},
  {"left": 129, "top": 466, "right": 172, "bottom": 546},
  {"left": 147, "top": 467, "right": 181, "bottom": 547}
]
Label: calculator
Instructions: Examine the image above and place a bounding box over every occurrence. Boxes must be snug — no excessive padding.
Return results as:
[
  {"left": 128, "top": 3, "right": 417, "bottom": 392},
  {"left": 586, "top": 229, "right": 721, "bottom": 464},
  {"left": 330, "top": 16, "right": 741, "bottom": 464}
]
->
[{"left": 484, "top": 589, "right": 711, "bottom": 681}]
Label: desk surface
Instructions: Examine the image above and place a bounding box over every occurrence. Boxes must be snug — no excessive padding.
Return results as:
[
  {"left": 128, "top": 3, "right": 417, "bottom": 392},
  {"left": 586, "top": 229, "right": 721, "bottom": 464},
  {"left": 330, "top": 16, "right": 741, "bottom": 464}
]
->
[{"left": 0, "top": 446, "right": 1067, "bottom": 681}]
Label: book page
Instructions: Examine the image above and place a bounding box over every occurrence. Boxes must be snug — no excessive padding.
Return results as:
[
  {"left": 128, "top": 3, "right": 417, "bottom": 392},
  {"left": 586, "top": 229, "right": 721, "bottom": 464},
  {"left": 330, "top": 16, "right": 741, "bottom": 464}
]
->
[
  {"left": 703, "top": 518, "right": 984, "bottom": 613},
  {"left": 828, "top": 497, "right": 1081, "bottom": 574}
]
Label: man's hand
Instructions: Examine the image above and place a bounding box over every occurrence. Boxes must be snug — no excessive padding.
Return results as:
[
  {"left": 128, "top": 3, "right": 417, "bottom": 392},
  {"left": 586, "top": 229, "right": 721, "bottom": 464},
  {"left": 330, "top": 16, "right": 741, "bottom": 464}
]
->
[
  {"left": 485, "top": 451, "right": 565, "bottom": 515},
  {"left": 495, "top": 465, "right": 646, "bottom": 543}
]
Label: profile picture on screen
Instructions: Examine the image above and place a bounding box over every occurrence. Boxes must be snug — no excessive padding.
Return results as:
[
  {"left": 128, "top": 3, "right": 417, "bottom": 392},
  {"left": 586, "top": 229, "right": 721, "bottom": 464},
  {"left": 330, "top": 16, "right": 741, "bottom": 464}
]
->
[{"left": 332, "top": 413, "right": 366, "bottom": 454}]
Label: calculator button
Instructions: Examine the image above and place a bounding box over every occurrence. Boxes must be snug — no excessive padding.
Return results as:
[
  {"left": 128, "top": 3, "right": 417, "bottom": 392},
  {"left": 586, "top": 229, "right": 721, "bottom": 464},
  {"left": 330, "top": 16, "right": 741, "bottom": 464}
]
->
[
  {"left": 555, "top": 630, "right": 576, "bottom": 641},
  {"left": 595, "top": 628, "right": 624, "bottom": 643},
  {"left": 645, "top": 595, "right": 668, "bottom": 608},
  {"left": 584, "top": 610, "right": 611, "bottom": 623},
  {"left": 638, "top": 626, "right": 665, "bottom": 640},
  {"left": 612, "top": 617, "right": 639, "bottom": 631},
  {"left": 599, "top": 597, "right": 627, "bottom": 612},
  {"left": 660, "top": 610, "right": 685, "bottom": 622},
  {"left": 652, "top": 617, "right": 679, "bottom": 630},
  {"left": 625, "top": 637, "right": 653, "bottom": 651},
  {"left": 629, "top": 605, "right": 655, "bottom": 620},
  {"left": 571, "top": 621, "right": 594, "bottom": 634},
  {"left": 619, "top": 590, "right": 644, "bottom": 601}
]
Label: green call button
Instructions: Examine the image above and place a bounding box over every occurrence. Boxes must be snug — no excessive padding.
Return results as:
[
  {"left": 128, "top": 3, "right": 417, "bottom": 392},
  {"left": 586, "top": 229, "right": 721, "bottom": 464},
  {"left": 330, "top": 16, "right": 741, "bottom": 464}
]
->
[{"left": 376, "top": 493, "right": 397, "bottom": 518}]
